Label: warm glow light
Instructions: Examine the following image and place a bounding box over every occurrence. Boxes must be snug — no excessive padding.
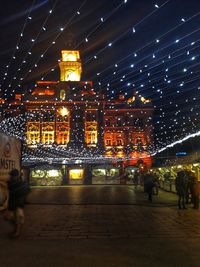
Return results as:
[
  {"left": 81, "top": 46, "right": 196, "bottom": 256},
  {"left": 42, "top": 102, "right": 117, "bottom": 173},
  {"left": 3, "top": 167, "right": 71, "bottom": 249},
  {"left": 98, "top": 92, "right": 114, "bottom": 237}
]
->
[
  {"left": 48, "top": 170, "right": 59, "bottom": 177},
  {"left": 141, "top": 97, "right": 150, "bottom": 103},
  {"left": 65, "top": 71, "right": 80, "bottom": 81},
  {"left": 59, "top": 107, "right": 69, "bottom": 117},
  {"left": 59, "top": 50, "right": 82, "bottom": 81},
  {"left": 193, "top": 163, "right": 199, "bottom": 167},
  {"left": 62, "top": 51, "right": 80, "bottom": 62},
  {"left": 69, "top": 169, "right": 84, "bottom": 179},
  {"left": 127, "top": 96, "right": 135, "bottom": 103},
  {"left": 116, "top": 151, "right": 124, "bottom": 157}
]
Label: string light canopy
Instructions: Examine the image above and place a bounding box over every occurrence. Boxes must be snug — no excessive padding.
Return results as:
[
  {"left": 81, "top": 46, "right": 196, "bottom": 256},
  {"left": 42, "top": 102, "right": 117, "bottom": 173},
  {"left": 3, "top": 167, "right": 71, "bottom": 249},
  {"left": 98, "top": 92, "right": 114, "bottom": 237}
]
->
[{"left": 0, "top": 0, "right": 199, "bottom": 158}]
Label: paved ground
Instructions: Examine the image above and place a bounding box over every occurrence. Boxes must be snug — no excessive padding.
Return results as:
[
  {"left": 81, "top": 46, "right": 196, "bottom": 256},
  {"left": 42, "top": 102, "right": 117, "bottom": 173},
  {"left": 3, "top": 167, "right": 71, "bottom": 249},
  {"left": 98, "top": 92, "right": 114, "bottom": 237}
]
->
[{"left": 1, "top": 186, "right": 200, "bottom": 267}]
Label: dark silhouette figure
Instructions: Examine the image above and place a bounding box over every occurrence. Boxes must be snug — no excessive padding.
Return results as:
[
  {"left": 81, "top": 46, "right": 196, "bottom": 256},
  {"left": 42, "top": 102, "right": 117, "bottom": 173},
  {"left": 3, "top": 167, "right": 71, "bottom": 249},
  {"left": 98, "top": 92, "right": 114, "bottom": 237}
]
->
[
  {"left": 175, "top": 171, "right": 188, "bottom": 209},
  {"left": 133, "top": 171, "right": 139, "bottom": 190},
  {"left": 144, "top": 172, "right": 155, "bottom": 202},
  {"left": 152, "top": 172, "right": 159, "bottom": 195},
  {"left": 4, "top": 169, "right": 30, "bottom": 238},
  {"left": 190, "top": 172, "right": 200, "bottom": 209},
  {"left": 185, "top": 170, "right": 192, "bottom": 204}
]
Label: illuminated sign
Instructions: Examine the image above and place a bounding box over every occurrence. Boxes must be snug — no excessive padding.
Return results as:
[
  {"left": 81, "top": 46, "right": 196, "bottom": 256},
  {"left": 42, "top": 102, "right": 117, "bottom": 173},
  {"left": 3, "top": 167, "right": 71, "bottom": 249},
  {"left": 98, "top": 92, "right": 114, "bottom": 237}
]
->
[
  {"left": 0, "top": 133, "right": 21, "bottom": 181},
  {"left": 176, "top": 152, "right": 187, "bottom": 156}
]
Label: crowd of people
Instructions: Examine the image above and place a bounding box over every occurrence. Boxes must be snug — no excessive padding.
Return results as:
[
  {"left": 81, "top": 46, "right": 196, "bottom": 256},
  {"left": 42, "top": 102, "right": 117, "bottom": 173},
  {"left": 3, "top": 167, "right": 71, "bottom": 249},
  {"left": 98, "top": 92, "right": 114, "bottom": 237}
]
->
[
  {"left": 131, "top": 169, "right": 200, "bottom": 208},
  {"left": 175, "top": 170, "right": 200, "bottom": 209}
]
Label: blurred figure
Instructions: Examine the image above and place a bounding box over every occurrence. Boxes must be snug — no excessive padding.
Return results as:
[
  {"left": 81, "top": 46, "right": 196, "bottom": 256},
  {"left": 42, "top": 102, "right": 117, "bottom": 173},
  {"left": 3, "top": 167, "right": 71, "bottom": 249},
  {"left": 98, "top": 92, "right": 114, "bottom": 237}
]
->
[
  {"left": 164, "top": 171, "right": 171, "bottom": 182},
  {"left": 175, "top": 171, "right": 188, "bottom": 209},
  {"left": 0, "top": 181, "right": 8, "bottom": 211},
  {"left": 133, "top": 171, "right": 139, "bottom": 190},
  {"left": 144, "top": 171, "right": 155, "bottom": 202},
  {"left": 4, "top": 169, "right": 30, "bottom": 238},
  {"left": 153, "top": 172, "right": 159, "bottom": 195},
  {"left": 184, "top": 170, "right": 192, "bottom": 204},
  {"left": 190, "top": 172, "right": 200, "bottom": 209}
]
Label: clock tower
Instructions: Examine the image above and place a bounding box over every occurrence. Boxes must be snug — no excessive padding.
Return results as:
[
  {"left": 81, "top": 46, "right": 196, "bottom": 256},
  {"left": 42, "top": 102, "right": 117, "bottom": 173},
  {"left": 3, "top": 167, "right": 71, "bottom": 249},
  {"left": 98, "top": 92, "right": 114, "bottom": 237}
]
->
[{"left": 59, "top": 50, "right": 82, "bottom": 81}]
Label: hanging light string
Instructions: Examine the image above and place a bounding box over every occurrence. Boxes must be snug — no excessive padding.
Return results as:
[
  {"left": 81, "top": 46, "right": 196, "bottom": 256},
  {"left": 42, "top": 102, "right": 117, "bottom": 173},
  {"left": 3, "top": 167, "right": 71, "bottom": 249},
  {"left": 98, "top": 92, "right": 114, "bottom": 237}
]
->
[
  {"left": 74, "top": 0, "right": 126, "bottom": 49},
  {"left": 33, "top": 9, "right": 200, "bottom": 95},
  {"left": 152, "top": 130, "right": 200, "bottom": 155},
  {"left": 0, "top": 0, "right": 36, "bottom": 91},
  {"left": 84, "top": 0, "right": 170, "bottom": 65},
  {"left": 24, "top": 0, "right": 171, "bottom": 86},
  {"left": 96, "top": 27, "right": 200, "bottom": 88},
  {"left": 17, "top": 0, "right": 130, "bottom": 93},
  {"left": 0, "top": 110, "right": 199, "bottom": 160},
  {"left": 101, "top": 42, "right": 200, "bottom": 97},
  {"left": 16, "top": 0, "right": 87, "bottom": 86},
  {"left": 111, "top": 47, "right": 200, "bottom": 97},
  {"left": 0, "top": 1, "right": 199, "bottom": 158},
  {"left": 93, "top": 10, "right": 200, "bottom": 79},
  {"left": 5, "top": 0, "right": 59, "bottom": 93},
  {"left": 2, "top": 0, "right": 88, "bottom": 100}
]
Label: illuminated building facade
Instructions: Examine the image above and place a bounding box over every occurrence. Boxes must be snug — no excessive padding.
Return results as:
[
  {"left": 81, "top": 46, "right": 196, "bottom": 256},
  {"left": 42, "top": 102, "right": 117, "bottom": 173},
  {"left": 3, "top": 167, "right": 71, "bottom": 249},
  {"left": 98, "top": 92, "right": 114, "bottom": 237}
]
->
[{"left": 1, "top": 50, "right": 153, "bottom": 184}]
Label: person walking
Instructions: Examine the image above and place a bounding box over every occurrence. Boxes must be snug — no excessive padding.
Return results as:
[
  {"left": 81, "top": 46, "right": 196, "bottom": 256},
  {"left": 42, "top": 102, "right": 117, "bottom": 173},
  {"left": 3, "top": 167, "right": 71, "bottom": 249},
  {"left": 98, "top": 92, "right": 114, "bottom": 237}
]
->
[
  {"left": 152, "top": 172, "right": 159, "bottom": 195},
  {"left": 185, "top": 170, "right": 192, "bottom": 204},
  {"left": 190, "top": 172, "right": 200, "bottom": 209},
  {"left": 175, "top": 171, "right": 188, "bottom": 209},
  {"left": 133, "top": 171, "right": 139, "bottom": 190},
  {"left": 4, "top": 169, "right": 30, "bottom": 238},
  {"left": 144, "top": 172, "right": 155, "bottom": 202}
]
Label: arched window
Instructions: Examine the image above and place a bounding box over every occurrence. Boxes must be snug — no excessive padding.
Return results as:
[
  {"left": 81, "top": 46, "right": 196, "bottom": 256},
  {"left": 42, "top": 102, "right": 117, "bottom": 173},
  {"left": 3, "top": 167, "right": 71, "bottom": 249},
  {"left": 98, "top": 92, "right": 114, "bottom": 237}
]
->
[
  {"left": 27, "top": 122, "right": 40, "bottom": 145},
  {"left": 85, "top": 122, "right": 97, "bottom": 146},
  {"left": 42, "top": 123, "right": 54, "bottom": 144}
]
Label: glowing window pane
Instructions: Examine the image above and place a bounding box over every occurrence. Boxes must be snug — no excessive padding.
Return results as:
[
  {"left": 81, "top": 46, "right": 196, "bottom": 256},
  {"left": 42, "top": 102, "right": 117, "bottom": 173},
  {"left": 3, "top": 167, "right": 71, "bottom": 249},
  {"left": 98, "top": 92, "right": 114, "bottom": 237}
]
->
[{"left": 69, "top": 169, "right": 84, "bottom": 179}]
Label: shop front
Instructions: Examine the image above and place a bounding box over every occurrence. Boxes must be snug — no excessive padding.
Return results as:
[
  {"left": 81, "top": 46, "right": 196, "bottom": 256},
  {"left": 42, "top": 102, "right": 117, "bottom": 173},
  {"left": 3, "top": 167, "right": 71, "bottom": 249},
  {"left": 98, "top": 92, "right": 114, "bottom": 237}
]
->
[
  {"left": 68, "top": 167, "right": 85, "bottom": 185},
  {"left": 124, "top": 166, "right": 138, "bottom": 184},
  {"left": 92, "top": 165, "right": 120, "bottom": 184},
  {"left": 30, "top": 167, "right": 63, "bottom": 186},
  {"left": 28, "top": 163, "right": 142, "bottom": 186}
]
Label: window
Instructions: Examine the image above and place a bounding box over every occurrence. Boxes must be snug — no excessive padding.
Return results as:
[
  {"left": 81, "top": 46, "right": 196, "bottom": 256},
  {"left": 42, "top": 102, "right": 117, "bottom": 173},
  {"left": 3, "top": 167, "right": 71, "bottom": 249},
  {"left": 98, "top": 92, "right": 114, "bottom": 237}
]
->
[
  {"left": 106, "top": 139, "right": 111, "bottom": 146},
  {"left": 42, "top": 123, "right": 54, "bottom": 144},
  {"left": 56, "top": 123, "right": 69, "bottom": 145},
  {"left": 27, "top": 122, "right": 40, "bottom": 145},
  {"left": 117, "top": 139, "right": 122, "bottom": 146},
  {"left": 85, "top": 122, "right": 97, "bottom": 146}
]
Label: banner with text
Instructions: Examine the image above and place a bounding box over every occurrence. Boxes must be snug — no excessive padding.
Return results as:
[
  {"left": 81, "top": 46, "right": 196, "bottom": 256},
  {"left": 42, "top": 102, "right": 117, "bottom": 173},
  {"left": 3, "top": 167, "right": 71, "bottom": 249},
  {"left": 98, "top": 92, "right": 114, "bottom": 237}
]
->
[
  {"left": 0, "top": 133, "right": 21, "bottom": 210},
  {"left": 0, "top": 132, "right": 21, "bottom": 182}
]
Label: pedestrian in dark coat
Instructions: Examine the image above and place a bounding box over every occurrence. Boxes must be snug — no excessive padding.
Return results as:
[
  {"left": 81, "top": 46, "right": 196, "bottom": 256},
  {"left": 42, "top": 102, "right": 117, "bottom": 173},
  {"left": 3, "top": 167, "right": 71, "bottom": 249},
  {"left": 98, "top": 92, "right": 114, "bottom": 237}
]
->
[
  {"left": 175, "top": 171, "right": 188, "bottom": 209},
  {"left": 190, "top": 173, "right": 200, "bottom": 209},
  {"left": 144, "top": 172, "right": 155, "bottom": 202},
  {"left": 185, "top": 170, "right": 192, "bottom": 204},
  {"left": 4, "top": 169, "right": 30, "bottom": 238},
  {"left": 133, "top": 171, "right": 139, "bottom": 190}
]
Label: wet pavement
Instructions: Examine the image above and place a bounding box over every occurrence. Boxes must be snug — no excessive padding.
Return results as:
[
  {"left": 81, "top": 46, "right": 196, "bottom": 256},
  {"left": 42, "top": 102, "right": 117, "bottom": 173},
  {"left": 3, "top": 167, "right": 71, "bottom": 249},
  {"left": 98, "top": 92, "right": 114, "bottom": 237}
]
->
[
  {"left": 1, "top": 186, "right": 200, "bottom": 267},
  {"left": 26, "top": 185, "right": 178, "bottom": 206}
]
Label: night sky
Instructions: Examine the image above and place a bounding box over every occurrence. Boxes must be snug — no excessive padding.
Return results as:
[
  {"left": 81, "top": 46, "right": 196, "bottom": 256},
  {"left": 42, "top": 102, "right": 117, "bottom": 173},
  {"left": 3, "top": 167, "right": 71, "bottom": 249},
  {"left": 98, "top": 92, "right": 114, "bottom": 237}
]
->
[{"left": 0, "top": 0, "right": 200, "bottom": 153}]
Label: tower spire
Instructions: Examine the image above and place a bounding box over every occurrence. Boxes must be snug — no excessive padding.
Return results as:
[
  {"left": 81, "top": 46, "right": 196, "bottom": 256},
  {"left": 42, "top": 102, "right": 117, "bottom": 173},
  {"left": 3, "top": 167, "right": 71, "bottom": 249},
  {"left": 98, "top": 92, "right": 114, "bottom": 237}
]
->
[{"left": 59, "top": 50, "right": 82, "bottom": 81}]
